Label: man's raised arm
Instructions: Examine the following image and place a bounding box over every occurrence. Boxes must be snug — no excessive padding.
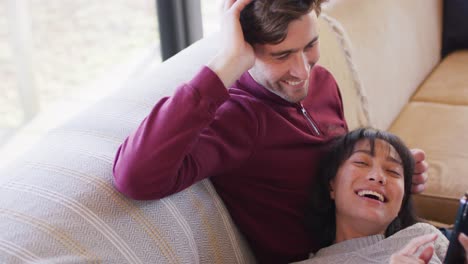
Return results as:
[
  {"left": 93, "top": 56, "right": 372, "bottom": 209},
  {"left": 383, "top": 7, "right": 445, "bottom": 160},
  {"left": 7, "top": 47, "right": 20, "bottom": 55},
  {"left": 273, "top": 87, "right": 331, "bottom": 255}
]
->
[{"left": 112, "top": 0, "right": 256, "bottom": 200}]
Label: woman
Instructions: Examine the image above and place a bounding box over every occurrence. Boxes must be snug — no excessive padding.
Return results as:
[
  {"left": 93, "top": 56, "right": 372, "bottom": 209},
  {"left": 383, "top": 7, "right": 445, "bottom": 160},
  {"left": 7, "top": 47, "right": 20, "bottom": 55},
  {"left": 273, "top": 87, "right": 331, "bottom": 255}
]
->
[{"left": 297, "top": 128, "right": 448, "bottom": 263}]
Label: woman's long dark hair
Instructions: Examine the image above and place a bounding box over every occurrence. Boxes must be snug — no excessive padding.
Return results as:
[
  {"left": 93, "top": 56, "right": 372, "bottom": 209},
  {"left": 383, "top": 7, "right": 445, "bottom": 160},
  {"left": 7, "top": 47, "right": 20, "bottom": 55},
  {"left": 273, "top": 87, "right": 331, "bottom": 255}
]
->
[{"left": 306, "top": 128, "right": 418, "bottom": 250}]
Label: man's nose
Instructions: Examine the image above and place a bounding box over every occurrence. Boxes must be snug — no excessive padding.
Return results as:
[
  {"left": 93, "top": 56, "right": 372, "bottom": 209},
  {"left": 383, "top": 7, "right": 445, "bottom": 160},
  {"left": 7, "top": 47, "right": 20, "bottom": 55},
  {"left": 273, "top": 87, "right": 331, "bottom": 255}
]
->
[
  {"left": 367, "top": 168, "right": 387, "bottom": 185},
  {"left": 290, "top": 53, "right": 310, "bottom": 80}
]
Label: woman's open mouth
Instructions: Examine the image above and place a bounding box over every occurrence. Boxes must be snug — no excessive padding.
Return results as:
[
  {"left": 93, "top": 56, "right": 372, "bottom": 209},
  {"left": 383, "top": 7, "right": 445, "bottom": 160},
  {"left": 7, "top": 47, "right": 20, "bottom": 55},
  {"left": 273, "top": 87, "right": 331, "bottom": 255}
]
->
[{"left": 355, "top": 189, "right": 387, "bottom": 203}]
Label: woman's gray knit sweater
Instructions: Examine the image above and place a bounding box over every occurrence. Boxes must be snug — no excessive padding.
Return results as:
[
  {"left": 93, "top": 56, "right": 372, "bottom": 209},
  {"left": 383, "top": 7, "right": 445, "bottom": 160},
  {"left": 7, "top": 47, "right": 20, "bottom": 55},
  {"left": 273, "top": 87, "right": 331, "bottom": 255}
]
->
[{"left": 295, "top": 223, "right": 448, "bottom": 263}]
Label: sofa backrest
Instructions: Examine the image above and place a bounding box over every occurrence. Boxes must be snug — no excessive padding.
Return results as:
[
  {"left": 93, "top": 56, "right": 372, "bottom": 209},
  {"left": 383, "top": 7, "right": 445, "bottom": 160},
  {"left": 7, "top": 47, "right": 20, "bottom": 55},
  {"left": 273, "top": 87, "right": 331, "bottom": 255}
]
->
[
  {"left": 0, "top": 34, "right": 255, "bottom": 263},
  {"left": 321, "top": 0, "right": 443, "bottom": 130},
  {"left": 316, "top": 17, "right": 371, "bottom": 130}
]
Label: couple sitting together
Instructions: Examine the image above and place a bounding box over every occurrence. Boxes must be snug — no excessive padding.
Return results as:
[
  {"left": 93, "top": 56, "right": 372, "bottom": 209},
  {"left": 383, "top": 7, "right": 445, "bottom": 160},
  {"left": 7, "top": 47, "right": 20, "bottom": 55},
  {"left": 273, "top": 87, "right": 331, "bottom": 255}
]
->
[{"left": 113, "top": 0, "right": 468, "bottom": 263}]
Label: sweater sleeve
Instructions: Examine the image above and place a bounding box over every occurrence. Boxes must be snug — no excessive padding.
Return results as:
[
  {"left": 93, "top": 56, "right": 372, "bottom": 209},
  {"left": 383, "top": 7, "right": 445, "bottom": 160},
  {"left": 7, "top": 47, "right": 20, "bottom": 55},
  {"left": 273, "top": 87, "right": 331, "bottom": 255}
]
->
[
  {"left": 431, "top": 225, "right": 449, "bottom": 263},
  {"left": 393, "top": 223, "right": 449, "bottom": 264},
  {"left": 112, "top": 67, "right": 258, "bottom": 200}
]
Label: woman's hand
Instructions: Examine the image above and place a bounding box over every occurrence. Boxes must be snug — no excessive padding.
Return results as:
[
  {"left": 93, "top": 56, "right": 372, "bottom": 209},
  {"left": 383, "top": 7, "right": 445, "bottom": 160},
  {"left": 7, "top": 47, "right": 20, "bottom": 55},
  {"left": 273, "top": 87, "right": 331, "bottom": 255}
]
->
[
  {"left": 458, "top": 232, "right": 468, "bottom": 263},
  {"left": 390, "top": 233, "right": 437, "bottom": 264},
  {"left": 208, "top": 0, "right": 255, "bottom": 88}
]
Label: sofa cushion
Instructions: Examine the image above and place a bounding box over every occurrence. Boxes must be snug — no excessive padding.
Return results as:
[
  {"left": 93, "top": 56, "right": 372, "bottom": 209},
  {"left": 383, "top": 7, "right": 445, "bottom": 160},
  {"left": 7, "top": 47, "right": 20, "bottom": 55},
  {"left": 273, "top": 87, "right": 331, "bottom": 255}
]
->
[
  {"left": 323, "top": 0, "right": 443, "bottom": 130},
  {"left": 389, "top": 102, "right": 468, "bottom": 224},
  {"left": 0, "top": 106, "right": 254, "bottom": 264},
  {"left": 442, "top": 0, "right": 468, "bottom": 57},
  {"left": 412, "top": 50, "right": 468, "bottom": 105},
  {"left": 0, "top": 35, "right": 255, "bottom": 263}
]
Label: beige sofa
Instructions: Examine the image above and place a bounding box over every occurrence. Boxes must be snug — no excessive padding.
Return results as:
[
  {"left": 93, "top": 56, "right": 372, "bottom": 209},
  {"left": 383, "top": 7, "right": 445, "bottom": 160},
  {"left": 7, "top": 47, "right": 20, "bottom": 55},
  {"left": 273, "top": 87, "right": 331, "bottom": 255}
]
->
[
  {"left": 320, "top": 0, "right": 468, "bottom": 225},
  {"left": 0, "top": 0, "right": 466, "bottom": 262}
]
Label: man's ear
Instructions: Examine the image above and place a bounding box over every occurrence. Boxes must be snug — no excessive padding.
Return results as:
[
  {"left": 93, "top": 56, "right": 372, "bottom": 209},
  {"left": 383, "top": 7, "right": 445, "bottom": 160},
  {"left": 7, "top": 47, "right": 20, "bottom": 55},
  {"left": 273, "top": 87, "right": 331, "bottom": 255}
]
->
[{"left": 329, "top": 180, "right": 336, "bottom": 200}]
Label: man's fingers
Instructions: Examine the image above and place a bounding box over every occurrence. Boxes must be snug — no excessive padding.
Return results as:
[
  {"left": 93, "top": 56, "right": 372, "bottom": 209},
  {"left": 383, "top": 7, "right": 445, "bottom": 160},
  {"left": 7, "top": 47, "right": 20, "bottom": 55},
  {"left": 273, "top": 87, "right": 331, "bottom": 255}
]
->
[
  {"left": 411, "top": 148, "right": 426, "bottom": 163},
  {"left": 418, "top": 245, "right": 434, "bottom": 263},
  {"left": 231, "top": 0, "right": 253, "bottom": 14},
  {"left": 223, "top": 0, "right": 236, "bottom": 11},
  {"left": 414, "top": 160, "right": 429, "bottom": 175},
  {"left": 410, "top": 148, "right": 429, "bottom": 195},
  {"left": 412, "top": 172, "right": 428, "bottom": 186},
  {"left": 411, "top": 183, "right": 426, "bottom": 194},
  {"left": 399, "top": 234, "right": 437, "bottom": 255}
]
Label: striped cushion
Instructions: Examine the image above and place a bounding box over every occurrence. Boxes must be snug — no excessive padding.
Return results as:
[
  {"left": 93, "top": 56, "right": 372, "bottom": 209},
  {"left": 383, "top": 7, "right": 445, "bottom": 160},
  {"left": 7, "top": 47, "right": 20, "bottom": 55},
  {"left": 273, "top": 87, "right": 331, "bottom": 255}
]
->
[{"left": 0, "top": 35, "right": 255, "bottom": 263}]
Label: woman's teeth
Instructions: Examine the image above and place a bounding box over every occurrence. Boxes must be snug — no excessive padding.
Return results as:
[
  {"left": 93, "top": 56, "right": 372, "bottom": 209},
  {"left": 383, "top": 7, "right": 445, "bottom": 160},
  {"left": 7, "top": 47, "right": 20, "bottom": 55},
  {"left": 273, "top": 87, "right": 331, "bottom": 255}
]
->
[{"left": 357, "top": 190, "right": 385, "bottom": 202}]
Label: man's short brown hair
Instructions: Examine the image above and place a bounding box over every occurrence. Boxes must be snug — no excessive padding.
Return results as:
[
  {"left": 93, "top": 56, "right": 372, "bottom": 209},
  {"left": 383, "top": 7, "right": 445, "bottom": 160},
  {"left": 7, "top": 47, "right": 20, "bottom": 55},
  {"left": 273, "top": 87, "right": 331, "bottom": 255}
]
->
[{"left": 240, "top": 0, "right": 326, "bottom": 45}]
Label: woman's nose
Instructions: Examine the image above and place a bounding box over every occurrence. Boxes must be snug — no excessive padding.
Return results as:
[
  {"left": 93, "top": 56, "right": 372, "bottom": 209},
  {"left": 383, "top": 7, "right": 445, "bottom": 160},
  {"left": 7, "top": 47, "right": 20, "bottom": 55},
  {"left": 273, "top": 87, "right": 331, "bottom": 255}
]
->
[{"left": 367, "top": 168, "right": 386, "bottom": 185}]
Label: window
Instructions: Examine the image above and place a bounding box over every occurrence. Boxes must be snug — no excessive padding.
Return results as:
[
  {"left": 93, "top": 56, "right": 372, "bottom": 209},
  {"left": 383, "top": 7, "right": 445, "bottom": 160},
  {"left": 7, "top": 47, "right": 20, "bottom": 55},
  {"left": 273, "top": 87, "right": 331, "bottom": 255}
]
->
[
  {"left": 0, "top": 0, "right": 160, "bottom": 146},
  {"left": 201, "top": 0, "right": 221, "bottom": 37}
]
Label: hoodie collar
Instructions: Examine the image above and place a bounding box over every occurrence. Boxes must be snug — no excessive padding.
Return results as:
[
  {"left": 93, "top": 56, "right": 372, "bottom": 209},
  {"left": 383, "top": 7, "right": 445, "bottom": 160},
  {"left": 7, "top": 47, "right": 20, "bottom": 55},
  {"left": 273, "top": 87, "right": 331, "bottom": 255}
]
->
[{"left": 235, "top": 71, "right": 300, "bottom": 107}]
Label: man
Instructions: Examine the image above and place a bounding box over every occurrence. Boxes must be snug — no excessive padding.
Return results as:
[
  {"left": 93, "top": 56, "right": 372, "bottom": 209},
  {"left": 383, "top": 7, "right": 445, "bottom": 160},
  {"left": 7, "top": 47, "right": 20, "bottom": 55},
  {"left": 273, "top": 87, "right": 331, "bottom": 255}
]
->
[{"left": 113, "top": 0, "right": 428, "bottom": 262}]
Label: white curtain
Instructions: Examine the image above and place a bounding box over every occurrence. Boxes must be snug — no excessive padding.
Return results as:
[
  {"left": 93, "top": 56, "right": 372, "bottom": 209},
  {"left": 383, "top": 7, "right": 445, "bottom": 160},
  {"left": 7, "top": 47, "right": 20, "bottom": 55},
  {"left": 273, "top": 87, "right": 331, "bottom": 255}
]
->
[
  {"left": 0, "top": 0, "right": 159, "bottom": 145},
  {"left": 7, "top": 0, "right": 39, "bottom": 123}
]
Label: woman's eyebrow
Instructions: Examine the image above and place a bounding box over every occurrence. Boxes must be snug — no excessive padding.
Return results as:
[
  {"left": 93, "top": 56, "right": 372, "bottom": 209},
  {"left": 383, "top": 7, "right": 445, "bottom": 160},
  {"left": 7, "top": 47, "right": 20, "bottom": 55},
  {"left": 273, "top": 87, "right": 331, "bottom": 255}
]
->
[
  {"left": 352, "top": 149, "right": 403, "bottom": 165},
  {"left": 387, "top": 156, "right": 403, "bottom": 165}
]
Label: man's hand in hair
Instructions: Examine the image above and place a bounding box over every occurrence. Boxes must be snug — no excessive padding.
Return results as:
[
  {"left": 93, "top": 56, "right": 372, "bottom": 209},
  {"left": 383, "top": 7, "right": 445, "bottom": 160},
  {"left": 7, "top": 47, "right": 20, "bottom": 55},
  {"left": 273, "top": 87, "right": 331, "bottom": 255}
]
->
[{"left": 208, "top": 0, "right": 255, "bottom": 88}]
